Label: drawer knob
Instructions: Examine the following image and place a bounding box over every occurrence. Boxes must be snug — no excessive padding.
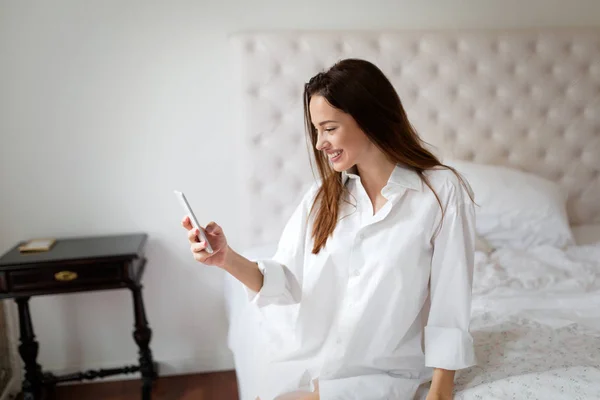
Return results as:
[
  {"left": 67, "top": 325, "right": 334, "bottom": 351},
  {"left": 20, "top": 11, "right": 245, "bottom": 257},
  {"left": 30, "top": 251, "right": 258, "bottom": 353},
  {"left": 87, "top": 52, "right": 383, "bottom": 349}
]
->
[{"left": 54, "top": 271, "right": 78, "bottom": 281}]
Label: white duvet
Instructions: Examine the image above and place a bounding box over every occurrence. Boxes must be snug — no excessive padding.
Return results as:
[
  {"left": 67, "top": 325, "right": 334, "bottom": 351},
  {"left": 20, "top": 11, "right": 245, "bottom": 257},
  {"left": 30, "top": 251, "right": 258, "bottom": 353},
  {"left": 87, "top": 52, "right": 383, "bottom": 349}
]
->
[
  {"left": 454, "top": 243, "right": 600, "bottom": 399},
  {"left": 226, "top": 243, "right": 600, "bottom": 400},
  {"left": 473, "top": 244, "right": 600, "bottom": 298}
]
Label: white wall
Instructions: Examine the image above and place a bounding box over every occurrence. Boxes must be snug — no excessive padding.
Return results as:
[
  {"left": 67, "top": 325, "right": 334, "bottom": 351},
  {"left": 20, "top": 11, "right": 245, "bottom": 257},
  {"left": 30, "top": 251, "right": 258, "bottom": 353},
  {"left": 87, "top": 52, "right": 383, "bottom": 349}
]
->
[{"left": 1, "top": 0, "right": 599, "bottom": 379}]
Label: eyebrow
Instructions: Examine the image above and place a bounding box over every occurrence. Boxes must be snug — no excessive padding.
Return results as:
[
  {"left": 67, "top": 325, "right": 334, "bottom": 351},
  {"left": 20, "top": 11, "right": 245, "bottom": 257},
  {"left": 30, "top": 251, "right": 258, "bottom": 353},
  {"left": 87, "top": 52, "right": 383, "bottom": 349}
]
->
[{"left": 318, "top": 120, "right": 338, "bottom": 126}]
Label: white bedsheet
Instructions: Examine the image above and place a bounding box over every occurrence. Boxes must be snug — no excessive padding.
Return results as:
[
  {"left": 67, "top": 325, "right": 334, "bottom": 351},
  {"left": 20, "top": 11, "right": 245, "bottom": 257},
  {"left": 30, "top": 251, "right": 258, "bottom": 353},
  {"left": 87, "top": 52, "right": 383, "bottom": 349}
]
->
[
  {"left": 225, "top": 243, "right": 600, "bottom": 399},
  {"left": 455, "top": 312, "right": 600, "bottom": 400}
]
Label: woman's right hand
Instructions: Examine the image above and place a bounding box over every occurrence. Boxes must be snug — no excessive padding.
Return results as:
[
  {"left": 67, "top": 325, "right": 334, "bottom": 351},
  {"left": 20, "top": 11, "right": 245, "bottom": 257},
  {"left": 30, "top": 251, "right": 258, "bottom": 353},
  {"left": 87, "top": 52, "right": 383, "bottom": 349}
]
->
[{"left": 181, "top": 216, "right": 229, "bottom": 268}]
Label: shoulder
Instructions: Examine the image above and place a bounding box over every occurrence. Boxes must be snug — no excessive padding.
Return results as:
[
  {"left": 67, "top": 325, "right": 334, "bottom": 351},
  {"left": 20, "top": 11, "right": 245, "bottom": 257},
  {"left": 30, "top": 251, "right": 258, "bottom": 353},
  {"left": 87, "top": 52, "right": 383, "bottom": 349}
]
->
[
  {"left": 422, "top": 166, "right": 474, "bottom": 208},
  {"left": 296, "top": 180, "right": 322, "bottom": 211}
]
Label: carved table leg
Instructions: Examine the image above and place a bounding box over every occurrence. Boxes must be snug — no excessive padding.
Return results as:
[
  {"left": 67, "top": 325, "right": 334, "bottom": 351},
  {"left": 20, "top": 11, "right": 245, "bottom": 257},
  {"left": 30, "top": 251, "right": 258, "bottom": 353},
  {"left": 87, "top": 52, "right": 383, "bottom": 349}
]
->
[
  {"left": 130, "top": 284, "right": 157, "bottom": 400},
  {"left": 15, "top": 297, "right": 43, "bottom": 400}
]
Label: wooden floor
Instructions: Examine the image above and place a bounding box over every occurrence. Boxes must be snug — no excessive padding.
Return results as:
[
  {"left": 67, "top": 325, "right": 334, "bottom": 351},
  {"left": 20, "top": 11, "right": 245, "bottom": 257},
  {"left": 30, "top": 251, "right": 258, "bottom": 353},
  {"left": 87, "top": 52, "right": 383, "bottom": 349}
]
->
[{"left": 50, "top": 371, "right": 239, "bottom": 400}]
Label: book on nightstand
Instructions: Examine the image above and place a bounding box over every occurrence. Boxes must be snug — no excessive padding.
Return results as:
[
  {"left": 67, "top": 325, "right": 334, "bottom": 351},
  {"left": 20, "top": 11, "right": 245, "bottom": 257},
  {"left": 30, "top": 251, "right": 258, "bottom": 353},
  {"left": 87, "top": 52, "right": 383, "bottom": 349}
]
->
[{"left": 18, "top": 238, "right": 56, "bottom": 253}]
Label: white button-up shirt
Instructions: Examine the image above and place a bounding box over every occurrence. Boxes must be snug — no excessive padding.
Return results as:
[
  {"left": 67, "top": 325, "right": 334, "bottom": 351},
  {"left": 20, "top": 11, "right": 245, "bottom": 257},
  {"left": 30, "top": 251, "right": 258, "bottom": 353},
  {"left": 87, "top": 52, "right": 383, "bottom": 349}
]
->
[{"left": 248, "top": 164, "right": 477, "bottom": 400}]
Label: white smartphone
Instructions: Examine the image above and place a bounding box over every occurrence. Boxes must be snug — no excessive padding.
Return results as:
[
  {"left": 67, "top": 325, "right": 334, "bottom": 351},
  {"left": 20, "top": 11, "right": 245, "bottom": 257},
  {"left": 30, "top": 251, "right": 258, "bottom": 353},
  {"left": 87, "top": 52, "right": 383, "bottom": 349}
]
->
[{"left": 174, "top": 190, "right": 214, "bottom": 254}]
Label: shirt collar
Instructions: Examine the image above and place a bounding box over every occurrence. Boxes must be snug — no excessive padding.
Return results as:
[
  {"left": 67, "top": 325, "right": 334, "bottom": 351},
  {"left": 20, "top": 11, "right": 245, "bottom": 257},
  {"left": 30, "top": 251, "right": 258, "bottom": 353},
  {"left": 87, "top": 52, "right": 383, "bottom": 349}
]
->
[{"left": 341, "top": 163, "right": 423, "bottom": 192}]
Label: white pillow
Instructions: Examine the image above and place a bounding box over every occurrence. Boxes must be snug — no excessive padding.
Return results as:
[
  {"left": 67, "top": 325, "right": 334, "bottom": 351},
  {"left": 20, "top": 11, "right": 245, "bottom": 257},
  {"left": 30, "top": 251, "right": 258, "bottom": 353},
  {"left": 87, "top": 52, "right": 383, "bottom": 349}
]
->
[{"left": 447, "top": 160, "right": 575, "bottom": 249}]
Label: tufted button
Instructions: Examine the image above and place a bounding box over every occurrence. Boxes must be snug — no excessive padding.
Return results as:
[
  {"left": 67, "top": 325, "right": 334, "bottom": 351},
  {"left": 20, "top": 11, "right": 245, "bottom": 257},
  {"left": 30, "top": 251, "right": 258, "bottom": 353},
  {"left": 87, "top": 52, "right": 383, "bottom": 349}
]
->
[
  {"left": 506, "top": 63, "right": 517, "bottom": 76},
  {"left": 292, "top": 133, "right": 303, "bottom": 146},
  {"left": 245, "top": 40, "right": 255, "bottom": 53},
  {"left": 466, "top": 106, "right": 476, "bottom": 120},
  {"left": 467, "top": 61, "right": 477, "bottom": 75},
  {"left": 489, "top": 86, "right": 501, "bottom": 98},
  {"left": 370, "top": 39, "right": 382, "bottom": 52},
  {"left": 271, "top": 111, "right": 282, "bottom": 124},
  {"left": 411, "top": 41, "right": 421, "bottom": 56},
  {"left": 408, "top": 87, "right": 419, "bottom": 100},
  {"left": 247, "top": 85, "right": 259, "bottom": 97},
  {"left": 447, "top": 86, "right": 458, "bottom": 99},
  {"left": 542, "top": 63, "right": 553, "bottom": 76},
  {"left": 550, "top": 170, "right": 563, "bottom": 181},
  {"left": 429, "top": 64, "right": 439, "bottom": 77},
  {"left": 445, "top": 128, "right": 456, "bottom": 139},
  {"left": 249, "top": 178, "right": 262, "bottom": 192},
  {"left": 428, "top": 109, "right": 438, "bottom": 123},
  {"left": 537, "top": 148, "right": 547, "bottom": 159},
  {"left": 490, "top": 41, "right": 501, "bottom": 53},
  {"left": 271, "top": 63, "right": 282, "bottom": 76},
  {"left": 559, "top": 129, "right": 568, "bottom": 139},
  {"left": 450, "top": 40, "right": 460, "bottom": 53},
  {"left": 251, "top": 134, "right": 262, "bottom": 146}
]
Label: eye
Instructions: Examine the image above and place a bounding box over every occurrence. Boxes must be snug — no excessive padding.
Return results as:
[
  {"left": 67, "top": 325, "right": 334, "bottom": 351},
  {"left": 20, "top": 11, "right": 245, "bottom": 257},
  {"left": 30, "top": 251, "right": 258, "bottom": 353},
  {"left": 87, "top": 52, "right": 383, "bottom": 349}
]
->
[{"left": 324, "top": 127, "right": 337, "bottom": 133}]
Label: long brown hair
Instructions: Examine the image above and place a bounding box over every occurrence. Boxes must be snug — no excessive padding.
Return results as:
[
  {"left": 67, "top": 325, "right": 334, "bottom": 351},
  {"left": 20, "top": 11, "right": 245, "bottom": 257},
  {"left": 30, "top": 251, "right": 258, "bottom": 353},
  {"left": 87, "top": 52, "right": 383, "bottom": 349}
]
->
[{"left": 303, "top": 58, "right": 473, "bottom": 254}]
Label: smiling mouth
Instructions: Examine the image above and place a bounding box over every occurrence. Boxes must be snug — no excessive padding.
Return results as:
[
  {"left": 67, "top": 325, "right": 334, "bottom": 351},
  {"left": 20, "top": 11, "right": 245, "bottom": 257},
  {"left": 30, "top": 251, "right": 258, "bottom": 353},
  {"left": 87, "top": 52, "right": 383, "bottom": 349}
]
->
[{"left": 328, "top": 150, "right": 343, "bottom": 161}]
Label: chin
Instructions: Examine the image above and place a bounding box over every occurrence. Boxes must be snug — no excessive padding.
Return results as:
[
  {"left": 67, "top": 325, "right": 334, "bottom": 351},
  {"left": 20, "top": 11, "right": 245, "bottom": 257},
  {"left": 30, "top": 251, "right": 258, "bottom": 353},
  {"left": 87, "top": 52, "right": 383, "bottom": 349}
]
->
[{"left": 331, "top": 161, "right": 351, "bottom": 172}]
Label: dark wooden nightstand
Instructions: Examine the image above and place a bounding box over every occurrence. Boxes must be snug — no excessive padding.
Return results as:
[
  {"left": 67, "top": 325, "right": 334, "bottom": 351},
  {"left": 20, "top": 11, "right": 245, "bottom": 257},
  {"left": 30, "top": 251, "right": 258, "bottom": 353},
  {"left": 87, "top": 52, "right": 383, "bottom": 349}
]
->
[{"left": 0, "top": 233, "right": 158, "bottom": 400}]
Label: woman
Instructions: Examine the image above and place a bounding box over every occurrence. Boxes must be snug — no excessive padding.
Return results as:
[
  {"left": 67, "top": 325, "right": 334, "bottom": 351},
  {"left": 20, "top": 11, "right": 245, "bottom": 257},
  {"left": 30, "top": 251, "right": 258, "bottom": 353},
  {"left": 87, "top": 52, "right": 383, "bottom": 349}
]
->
[{"left": 182, "top": 59, "right": 477, "bottom": 400}]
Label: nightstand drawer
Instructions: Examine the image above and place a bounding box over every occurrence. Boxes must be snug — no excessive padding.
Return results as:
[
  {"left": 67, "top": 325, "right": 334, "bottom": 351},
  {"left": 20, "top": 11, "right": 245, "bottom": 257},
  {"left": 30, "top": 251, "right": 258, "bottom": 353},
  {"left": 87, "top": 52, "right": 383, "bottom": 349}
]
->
[{"left": 8, "top": 262, "right": 123, "bottom": 292}]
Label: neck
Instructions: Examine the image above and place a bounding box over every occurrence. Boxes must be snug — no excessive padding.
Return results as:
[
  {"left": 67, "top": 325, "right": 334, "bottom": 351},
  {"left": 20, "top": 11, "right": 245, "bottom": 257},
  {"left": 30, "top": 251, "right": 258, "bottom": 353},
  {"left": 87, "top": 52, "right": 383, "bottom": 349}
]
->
[{"left": 355, "top": 156, "right": 396, "bottom": 198}]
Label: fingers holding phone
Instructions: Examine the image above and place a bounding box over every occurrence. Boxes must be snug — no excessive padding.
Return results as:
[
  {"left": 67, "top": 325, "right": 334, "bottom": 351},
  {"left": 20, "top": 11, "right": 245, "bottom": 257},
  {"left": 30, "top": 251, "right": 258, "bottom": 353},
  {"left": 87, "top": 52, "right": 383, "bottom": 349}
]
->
[{"left": 181, "top": 216, "right": 229, "bottom": 267}]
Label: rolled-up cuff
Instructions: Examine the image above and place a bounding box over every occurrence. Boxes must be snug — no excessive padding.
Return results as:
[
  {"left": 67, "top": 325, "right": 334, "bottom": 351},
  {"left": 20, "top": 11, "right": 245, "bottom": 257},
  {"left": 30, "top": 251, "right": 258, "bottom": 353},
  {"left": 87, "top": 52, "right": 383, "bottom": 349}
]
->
[
  {"left": 245, "top": 259, "right": 288, "bottom": 307},
  {"left": 424, "top": 326, "right": 476, "bottom": 370}
]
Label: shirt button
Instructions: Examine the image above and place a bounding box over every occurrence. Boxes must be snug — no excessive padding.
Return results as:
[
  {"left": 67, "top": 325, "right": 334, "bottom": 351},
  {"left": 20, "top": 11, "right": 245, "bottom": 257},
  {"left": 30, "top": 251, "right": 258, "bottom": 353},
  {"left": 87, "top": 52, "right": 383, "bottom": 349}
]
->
[
  {"left": 336, "top": 337, "right": 342, "bottom": 344},
  {"left": 358, "top": 233, "right": 365, "bottom": 240},
  {"left": 353, "top": 270, "right": 360, "bottom": 277}
]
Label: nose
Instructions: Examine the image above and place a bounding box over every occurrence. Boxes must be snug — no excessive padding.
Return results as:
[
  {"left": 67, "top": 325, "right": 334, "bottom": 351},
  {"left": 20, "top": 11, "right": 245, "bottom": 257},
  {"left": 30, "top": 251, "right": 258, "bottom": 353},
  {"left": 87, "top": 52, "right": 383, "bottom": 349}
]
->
[{"left": 315, "top": 131, "right": 327, "bottom": 151}]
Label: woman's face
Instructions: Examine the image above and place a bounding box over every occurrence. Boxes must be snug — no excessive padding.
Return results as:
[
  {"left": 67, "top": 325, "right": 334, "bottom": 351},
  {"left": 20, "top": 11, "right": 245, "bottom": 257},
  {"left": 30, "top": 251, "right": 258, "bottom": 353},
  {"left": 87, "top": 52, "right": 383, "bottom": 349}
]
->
[{"left": 309, "top": 95, "right": 374, "bottom": 172}]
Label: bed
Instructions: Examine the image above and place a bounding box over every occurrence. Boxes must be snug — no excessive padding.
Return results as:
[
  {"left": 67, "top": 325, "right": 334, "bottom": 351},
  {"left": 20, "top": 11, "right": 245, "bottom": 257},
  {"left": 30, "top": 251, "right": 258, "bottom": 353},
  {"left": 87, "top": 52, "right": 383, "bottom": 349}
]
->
[{"left": 225, "top": 29, "right": 600, "bottom": 400}]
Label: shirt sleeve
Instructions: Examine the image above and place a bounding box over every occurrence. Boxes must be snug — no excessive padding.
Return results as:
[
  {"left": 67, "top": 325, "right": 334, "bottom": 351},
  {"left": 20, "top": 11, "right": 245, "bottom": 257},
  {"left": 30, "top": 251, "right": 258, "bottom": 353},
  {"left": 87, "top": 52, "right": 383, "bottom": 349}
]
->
[
  {"left": 245, "top": 184, "right": 317, "bottom": 308},
  {"left": 424, "top": 182, "right": 477, "bottom": 370}
]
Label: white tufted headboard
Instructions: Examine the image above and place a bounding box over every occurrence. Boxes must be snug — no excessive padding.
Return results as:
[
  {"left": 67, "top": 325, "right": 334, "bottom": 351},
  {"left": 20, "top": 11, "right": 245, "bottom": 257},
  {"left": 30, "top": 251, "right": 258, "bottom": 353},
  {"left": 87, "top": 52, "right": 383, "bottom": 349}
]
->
[{"left": 230, "top": 29, "right": 600, "bottom": 248}]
